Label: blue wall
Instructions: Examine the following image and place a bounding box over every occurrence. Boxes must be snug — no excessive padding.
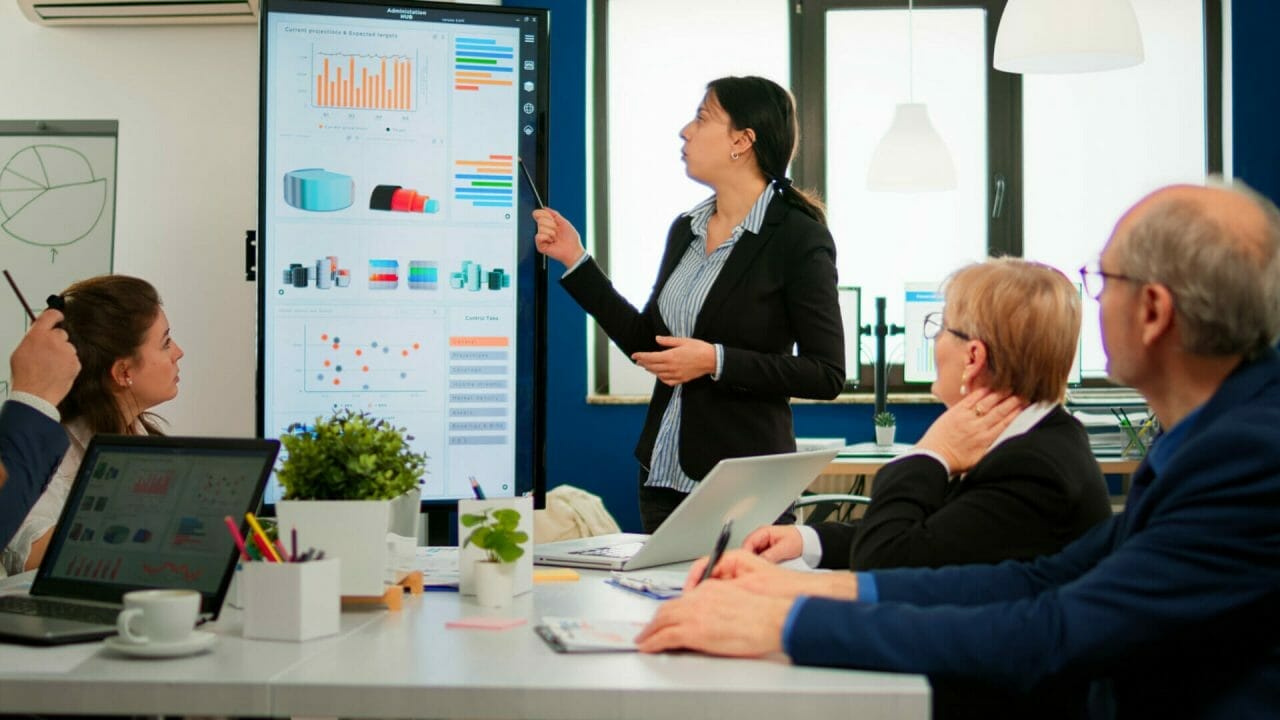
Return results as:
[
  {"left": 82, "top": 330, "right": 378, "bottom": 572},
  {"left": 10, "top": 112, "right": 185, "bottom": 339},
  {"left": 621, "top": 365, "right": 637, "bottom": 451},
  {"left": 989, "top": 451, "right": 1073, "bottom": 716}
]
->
[
  {"left": 509, "top": 0, "right": 1275, "bottom": 532},
  {"left": 1233, "top": 0, "right": 1280, "bottom": 205}
]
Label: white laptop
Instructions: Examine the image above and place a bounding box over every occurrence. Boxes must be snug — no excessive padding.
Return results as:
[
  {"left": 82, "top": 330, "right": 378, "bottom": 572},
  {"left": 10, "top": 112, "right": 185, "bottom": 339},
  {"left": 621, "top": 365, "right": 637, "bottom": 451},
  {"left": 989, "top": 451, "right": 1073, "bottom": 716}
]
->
[{"left": 533, "top": 448, "right": 838, "bottom": 571}]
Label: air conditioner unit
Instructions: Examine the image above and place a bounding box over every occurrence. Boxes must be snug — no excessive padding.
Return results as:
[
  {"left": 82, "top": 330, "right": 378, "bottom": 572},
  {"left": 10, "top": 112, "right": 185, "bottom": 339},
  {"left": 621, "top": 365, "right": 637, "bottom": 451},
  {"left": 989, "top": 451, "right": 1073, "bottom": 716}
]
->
[{"left": 17, "top": 0, "right": 258, "bottom": 25}]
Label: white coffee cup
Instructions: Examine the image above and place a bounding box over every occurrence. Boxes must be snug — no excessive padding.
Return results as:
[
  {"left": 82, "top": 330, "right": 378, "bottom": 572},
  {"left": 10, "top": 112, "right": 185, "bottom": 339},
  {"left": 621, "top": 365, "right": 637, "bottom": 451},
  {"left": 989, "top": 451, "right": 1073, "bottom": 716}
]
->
[{"left": 115, "top": 589, "right": 200, "bottom": 644}]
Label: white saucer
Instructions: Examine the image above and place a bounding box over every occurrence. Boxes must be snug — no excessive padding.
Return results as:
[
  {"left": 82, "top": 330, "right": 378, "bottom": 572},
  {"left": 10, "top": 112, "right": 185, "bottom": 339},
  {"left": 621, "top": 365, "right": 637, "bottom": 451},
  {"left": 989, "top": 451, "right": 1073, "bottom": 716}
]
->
[{"left": 103, "top": 630, "right": 217, "bottom": 658}]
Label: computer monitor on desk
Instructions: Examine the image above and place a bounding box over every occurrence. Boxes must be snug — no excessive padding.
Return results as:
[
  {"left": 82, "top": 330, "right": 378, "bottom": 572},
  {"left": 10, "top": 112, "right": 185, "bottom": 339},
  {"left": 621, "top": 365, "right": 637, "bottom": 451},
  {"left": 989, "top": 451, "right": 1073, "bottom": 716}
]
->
[{"left": 902, "top": 281, "right": 1083, "bottom": 386}]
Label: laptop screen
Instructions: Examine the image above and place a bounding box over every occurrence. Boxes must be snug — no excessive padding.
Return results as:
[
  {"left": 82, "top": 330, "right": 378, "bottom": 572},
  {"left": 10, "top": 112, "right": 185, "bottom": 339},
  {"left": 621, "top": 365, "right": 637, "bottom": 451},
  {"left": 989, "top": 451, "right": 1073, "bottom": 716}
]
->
[{"left": 33, "top": 436, "right": 279, "bottom": 613}]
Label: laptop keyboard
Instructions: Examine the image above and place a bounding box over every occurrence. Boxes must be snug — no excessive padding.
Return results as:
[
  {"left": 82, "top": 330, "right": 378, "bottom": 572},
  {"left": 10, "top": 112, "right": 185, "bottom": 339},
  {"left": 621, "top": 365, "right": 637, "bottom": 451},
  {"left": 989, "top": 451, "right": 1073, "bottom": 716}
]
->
[
  {"left": 569, "top": 542, "right": 644, "bottom": 559},
  {"left": 0, "top": 596, "right": 119, "bottom": 625}
]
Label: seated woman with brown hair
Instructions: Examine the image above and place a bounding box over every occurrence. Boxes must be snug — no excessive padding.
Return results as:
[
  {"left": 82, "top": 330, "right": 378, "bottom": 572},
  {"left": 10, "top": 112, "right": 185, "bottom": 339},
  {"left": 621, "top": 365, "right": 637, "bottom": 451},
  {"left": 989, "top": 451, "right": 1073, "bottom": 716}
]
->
[
  {"left": 2, "top": 275, "right": 183, "bottom": 574},
  {"left": 740, "top": 257, "right": 1112, "bottom": 573}
]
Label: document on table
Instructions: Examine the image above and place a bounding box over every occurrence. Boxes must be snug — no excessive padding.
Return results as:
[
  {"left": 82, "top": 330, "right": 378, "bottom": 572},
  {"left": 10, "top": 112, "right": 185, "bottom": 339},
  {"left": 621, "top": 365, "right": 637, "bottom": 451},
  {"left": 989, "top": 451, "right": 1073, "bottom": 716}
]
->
[
  {"left": 534, "top": 616, "right": 647, "bottom": 653},
  {"left": 413, "top": 546, "right": 459, "bottom": 587}
]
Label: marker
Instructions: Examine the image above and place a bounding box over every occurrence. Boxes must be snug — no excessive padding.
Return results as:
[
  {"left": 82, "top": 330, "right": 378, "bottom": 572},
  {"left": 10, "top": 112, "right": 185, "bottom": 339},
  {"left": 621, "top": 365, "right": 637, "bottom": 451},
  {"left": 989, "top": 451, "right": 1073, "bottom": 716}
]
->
[
  {"left": 3, "top": 270, "right": 37, "bottom": 322},
  {"left": 469, "top": 475, "right": 486, "bottom": 500},
  {"left": 699, "top": 519, "right": 734, "bottom": 585},
  {"left": 223, "top": 515, "right": 250, "bottom": 561},
  {"left": 517, "top": 156, "right": 545, "bottom": 209},
  {"left": 244, "top": 512, "right": 282, "bottom": 563}
]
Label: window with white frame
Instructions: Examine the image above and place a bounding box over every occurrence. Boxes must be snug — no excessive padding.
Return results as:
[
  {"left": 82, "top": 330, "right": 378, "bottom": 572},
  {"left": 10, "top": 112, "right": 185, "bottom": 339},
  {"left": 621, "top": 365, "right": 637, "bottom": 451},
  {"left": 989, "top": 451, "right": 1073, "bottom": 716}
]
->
[{"left": 593, "top": 0, "right": 1221, "bottom": 395}]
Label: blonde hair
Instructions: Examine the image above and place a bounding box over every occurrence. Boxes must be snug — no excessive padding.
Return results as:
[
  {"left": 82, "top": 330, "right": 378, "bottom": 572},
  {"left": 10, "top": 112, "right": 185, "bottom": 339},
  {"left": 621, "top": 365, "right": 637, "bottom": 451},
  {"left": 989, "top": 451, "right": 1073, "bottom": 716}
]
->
[{"left": 943, "top": 258, "right": 1081, "bottom": 403}]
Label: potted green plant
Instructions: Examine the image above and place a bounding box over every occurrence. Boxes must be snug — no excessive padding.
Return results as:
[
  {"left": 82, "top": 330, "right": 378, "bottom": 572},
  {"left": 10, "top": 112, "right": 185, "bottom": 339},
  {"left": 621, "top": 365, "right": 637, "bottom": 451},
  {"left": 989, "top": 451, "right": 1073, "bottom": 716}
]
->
[
  {"left": 873, "top": 410, "right": 897, "bottom": 447},
  {"left": 275, "top": 409, "right": 427, "bottom": 596},
  {"left": 461, "top": 507, "right": 529, "bottom": 607}
]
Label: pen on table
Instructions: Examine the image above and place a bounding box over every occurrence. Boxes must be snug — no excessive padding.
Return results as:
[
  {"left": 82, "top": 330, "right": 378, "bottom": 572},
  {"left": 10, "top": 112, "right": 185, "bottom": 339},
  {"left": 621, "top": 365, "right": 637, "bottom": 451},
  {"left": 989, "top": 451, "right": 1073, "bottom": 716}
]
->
[
  {"left": 517, "top": 156, "right": 546, "bottom": 209},
  {"left": 223, "top": 515, "right": 250, "bottom": 561},
  {"left": 3, "top": 269, "right": 37, "bottom": 322},
  {"left": 699, "top": 519, "right": 734, "bottom": 585},
  {"left": 469, "top": 475, "right": 486, "bottom": 500},
  {"left": 244, "top": 512, "right": 282, "bottom": 562}
]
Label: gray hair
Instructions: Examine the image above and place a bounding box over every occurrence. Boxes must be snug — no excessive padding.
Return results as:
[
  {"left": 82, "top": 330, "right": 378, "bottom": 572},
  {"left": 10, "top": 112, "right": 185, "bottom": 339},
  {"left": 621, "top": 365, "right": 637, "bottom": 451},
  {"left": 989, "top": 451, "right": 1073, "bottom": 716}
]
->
[{"left": 1113, "top": 179, "right": 1280, "bottom": 359}]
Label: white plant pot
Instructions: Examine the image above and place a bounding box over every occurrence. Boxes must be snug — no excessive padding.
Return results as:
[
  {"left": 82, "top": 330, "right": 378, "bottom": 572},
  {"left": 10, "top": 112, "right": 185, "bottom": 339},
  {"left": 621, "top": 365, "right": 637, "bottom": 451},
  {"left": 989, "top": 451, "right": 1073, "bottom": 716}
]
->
[
  {"left": 276, "top": 488, "right": 419, "bottom": 597},
  {"left": 875, "top": 425, "right": 896, "bottom": 447},
  {"left": 473, "top": 560, "right": 515, "bottom": 608}
]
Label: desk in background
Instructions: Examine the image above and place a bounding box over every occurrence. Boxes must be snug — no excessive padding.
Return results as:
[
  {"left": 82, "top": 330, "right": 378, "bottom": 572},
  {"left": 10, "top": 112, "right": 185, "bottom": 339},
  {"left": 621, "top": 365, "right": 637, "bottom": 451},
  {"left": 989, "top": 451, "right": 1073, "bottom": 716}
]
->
[
  {"left": 815, "top": 446, "right": 1142, "bottom": 508},
  {"left": 0, "top": 568, "right": 929, "bottom": 719}
]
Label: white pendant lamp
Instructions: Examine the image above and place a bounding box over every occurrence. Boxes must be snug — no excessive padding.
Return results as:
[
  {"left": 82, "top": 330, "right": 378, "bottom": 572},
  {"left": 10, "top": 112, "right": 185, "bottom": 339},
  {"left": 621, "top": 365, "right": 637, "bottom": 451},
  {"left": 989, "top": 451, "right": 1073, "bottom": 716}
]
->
[
  {"left": 994, "top": 0, "right": 1144, "bottom": 74},
  {"left": 867, "top": 0, "right": 957, "bottom": 192}
]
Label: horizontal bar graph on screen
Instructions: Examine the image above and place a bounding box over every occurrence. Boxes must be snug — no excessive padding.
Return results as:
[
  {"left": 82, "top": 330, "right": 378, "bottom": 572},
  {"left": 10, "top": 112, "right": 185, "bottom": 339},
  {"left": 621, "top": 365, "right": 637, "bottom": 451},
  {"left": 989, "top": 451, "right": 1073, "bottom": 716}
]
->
[
  {"left": 314, "top": 51, "right": 415, "bottom": 111},
  {"left": 454, "top": 155, "right": 514, "bottom": 208},
  {"left": 454, "top": 36, "right": 513, "bottom": 91}
]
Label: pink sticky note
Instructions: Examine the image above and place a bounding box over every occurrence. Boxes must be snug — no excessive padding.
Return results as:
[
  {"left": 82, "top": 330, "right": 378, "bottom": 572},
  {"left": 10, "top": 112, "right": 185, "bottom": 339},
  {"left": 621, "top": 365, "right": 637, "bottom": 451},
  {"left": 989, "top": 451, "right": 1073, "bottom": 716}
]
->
[{"left": 446, "top": 617, "right": 528, "bottom": 631}]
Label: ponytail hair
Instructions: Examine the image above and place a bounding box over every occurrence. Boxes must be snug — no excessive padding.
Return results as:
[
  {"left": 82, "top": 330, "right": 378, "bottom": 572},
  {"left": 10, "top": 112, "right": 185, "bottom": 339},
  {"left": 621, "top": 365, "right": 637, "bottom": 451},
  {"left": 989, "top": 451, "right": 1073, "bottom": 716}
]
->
[{"left": 707, "top": 76, "right": 827, "bottom": 225}]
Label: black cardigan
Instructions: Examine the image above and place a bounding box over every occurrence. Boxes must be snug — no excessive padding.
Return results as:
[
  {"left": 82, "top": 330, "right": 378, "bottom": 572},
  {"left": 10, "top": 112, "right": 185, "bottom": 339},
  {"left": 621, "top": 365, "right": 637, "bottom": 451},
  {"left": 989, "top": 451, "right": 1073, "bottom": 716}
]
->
[{"left": 814, "top": 406, "right": 1112, "bottom": 570}]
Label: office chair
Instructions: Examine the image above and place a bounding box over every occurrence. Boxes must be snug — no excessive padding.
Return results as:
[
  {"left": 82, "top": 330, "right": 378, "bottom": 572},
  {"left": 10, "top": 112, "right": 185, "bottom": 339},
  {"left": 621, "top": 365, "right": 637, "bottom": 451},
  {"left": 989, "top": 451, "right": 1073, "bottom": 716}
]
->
[{"left": 794, "top": 492, "right": 872, "bottom": 525}]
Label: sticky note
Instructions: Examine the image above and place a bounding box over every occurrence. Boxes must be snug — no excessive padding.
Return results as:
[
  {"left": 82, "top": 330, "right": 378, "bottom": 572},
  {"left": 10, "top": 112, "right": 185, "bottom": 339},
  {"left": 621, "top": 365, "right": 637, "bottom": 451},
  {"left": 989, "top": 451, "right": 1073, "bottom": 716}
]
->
[
  {"left": 533, "top": 568, "right": 580, "bottom": 584},
  {"left": 446, "top": 617, "right": 528, "bottom": 631}
]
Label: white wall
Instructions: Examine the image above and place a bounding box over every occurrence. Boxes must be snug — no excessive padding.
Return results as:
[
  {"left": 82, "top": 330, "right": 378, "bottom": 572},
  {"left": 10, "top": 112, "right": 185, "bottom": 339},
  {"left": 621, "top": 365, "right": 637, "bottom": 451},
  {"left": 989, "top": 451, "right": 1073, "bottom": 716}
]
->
[{"left": 1, "top": 3, "right": 259, "bottom": 436}]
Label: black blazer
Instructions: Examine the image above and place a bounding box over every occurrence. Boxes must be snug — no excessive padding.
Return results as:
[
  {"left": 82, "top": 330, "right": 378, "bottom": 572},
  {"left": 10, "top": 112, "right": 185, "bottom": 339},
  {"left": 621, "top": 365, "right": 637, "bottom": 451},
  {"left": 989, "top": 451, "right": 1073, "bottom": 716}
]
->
[
  {"left": 561, "top": 195, "right": 845, "bottom": 481},
  {"left": 814, "top": 406, "right": 1112, "bottom": 570}
]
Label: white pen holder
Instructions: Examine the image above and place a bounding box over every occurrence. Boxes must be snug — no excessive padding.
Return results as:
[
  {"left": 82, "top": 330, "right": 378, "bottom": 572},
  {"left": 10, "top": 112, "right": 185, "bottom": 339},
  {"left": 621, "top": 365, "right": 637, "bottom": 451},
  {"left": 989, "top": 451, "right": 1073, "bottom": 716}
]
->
[
  {"left": 242, "top": 558, "right": 340, "bottom": 642},
  {"left": 458, "top": 496, "right": 533, "bottom": 597}
]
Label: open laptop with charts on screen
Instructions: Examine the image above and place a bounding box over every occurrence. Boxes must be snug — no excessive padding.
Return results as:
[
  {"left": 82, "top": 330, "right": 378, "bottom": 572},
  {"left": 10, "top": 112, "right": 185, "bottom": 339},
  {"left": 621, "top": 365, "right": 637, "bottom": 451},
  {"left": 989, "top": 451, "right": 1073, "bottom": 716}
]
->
[
  {"left": 0, "top": 435, "right": 279, "bottom": 645},
  {"left": 533, "top": 449, "right": 838, "bottom": 571}
]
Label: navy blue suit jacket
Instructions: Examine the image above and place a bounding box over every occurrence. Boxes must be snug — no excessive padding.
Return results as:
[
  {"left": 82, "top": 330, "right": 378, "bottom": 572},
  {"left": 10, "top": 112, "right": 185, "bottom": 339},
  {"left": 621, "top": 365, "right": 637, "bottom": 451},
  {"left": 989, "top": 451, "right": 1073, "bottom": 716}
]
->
[
  {"left": 786, "top": 349, "right": 1280, "bottom": 719},
  {"left": 0, "top": 400, "right": 68, "bottom": 549},
  {"left": 561, "top": 196, "right": 845, "bottom": 480}
]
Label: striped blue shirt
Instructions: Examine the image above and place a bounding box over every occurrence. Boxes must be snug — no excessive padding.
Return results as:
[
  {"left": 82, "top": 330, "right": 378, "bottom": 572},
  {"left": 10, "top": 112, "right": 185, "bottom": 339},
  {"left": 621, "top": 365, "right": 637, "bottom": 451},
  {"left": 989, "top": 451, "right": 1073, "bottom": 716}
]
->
[{"left": 646, "top": 185, "right": 775, "bottom": 493}]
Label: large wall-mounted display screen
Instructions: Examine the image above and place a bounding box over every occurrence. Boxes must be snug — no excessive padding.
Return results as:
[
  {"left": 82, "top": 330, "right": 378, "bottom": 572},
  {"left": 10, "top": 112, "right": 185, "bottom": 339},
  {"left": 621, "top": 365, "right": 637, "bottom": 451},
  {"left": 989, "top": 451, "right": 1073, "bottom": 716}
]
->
[{"left": 257, "top": 0, "right": 547, "bottom": 507}]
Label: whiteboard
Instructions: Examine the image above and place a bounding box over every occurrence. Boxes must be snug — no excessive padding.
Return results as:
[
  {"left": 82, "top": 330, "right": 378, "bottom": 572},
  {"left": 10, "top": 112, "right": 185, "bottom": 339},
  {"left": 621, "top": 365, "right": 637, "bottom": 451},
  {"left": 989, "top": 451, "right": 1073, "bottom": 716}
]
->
[{"left": 0, "top": 120, "right": 117, "bottom": 399}]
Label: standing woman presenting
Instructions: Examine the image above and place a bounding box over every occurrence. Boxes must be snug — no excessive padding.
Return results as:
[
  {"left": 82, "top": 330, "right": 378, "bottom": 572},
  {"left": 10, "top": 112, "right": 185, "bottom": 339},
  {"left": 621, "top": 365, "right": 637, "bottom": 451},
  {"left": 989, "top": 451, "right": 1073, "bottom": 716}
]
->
[{"left": 533, "top": 76, "right": 845, "bottom": 531}]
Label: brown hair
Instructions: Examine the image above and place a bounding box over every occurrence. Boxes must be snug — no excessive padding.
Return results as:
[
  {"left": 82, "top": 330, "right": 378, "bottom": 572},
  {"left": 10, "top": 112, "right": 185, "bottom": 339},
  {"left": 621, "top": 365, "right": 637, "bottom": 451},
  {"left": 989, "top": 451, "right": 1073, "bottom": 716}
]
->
[
  {"left": 57, "top": 275, "right": 166, "bottom": 435},
  {"left": 943, "top": 258, "right": 1081, "bottom": 403},
  {"left": 707, "top": 76, "right": 827, "bottom": 225}
]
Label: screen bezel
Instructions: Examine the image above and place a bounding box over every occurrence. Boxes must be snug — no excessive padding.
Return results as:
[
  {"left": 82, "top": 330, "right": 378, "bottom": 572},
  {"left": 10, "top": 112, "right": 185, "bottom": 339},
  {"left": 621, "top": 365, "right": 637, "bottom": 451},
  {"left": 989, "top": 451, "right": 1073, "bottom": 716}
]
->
[{"left": 255, "top": 0, "right": 548, "bottom": 515}]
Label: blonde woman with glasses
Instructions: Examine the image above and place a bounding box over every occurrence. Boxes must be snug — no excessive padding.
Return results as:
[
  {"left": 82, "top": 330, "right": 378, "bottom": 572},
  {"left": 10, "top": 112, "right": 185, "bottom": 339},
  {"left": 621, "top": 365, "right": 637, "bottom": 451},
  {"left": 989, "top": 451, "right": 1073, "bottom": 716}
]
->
[{"left": 736, "top": 258, "right": 1111, "bottom": 574}]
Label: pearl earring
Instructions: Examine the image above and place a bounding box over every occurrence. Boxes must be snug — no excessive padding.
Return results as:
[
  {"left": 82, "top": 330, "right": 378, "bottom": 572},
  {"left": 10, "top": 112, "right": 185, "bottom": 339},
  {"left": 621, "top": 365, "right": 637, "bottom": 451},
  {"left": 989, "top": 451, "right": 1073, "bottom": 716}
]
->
[
  {"left": 730, "top": 151, "right": 740, "bottom": 160},
  {"left": 126, "top": 378, "right": 133, "bottom": 387},
  {"left": 960, "top": 382, "right": 968, "bottom": 395}
]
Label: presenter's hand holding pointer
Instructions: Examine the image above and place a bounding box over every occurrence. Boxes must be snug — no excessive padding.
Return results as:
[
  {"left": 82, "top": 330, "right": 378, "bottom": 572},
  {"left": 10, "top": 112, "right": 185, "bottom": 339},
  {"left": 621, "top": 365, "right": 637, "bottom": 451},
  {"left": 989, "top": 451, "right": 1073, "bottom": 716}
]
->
[{"left": 532, "top": 208, "right": 585, "bottom": 267}]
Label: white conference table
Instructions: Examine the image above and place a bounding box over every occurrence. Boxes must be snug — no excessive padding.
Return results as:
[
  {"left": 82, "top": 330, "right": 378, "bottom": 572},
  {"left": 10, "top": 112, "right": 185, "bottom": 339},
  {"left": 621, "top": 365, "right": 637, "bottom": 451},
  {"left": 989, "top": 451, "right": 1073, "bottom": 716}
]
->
[{"left": 0, "top": 568, "right": 930, "bottom": 719}]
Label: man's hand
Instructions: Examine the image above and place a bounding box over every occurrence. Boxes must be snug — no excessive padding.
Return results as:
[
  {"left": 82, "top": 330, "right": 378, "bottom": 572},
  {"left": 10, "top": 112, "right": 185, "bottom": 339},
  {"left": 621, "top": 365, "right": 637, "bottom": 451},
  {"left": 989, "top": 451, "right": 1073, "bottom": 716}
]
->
[
  {"left": 631, "top": 336, "right": 716, "bottom": 387},
  {"left": 635, "top": 580, "right": 794, "bottom": 657},
  {"left": 917, "top": 389, "right": 1026, "bottom": 474},
  {"left": 10, "top": 309, "right": 79, "bottom": 407},
  {"left": 532, "top": 208, "right": 586, "bottom": 267}
]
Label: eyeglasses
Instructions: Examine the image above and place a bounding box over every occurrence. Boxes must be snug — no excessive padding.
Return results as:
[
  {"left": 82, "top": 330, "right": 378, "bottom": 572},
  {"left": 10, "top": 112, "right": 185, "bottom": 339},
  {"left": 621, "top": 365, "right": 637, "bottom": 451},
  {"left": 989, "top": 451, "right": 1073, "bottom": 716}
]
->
[
  {"left": 1079, "top": 263, "right": 1143, "bottom": 299},
  {"left": 922, "top": 311, "right": 971, "bottom": 342}
]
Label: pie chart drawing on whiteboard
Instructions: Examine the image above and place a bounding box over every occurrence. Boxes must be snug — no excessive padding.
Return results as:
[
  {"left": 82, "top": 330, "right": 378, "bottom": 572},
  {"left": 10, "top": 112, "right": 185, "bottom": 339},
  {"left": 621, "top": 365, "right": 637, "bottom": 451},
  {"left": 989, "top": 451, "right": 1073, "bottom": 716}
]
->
[{"left": 0, "top": 144, "right": 107, "bottom": 249}]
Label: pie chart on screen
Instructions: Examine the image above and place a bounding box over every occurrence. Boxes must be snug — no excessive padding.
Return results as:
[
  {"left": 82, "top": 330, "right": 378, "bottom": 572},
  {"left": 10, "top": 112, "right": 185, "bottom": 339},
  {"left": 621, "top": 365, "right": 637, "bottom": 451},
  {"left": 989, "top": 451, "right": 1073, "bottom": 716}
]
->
[{"left": 0, "top": 144, "right": 107, "bottom": 247}]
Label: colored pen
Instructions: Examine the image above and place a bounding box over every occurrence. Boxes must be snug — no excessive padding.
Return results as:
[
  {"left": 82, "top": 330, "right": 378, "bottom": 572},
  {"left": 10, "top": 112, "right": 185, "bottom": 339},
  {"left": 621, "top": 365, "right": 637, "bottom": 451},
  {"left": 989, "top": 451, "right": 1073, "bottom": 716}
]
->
[
  {"left": 274, "top": 538, "right": 290, "bottom": 563},
  {"left": 517, "top": 156, "right": 546, "bottom": 209},
  {"left": 469, "top": 475, "right": 486, "bottom": 500},
  {"left": 699, "top": 519, "right": 734, "bottom": 584},
  {"left": 223, "top": 515, "right": 250, "bottom": 561},
  {"left": 244, "top": 512, "right": 282, "bottom": 562},
  {"left": 3, "top": 269, "right": 37, "bottom": 322},
  {"left": 291, "top": 527, "right": 298, "bottom": 563}
]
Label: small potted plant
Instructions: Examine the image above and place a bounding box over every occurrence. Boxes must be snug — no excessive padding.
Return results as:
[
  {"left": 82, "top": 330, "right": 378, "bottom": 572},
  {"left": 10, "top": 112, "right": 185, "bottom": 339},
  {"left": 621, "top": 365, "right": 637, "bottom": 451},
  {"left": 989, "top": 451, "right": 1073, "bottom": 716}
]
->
[
  {"left": 873, "top": 410, "right": 897, "bottom": 447},
  {"left": 275, "top": 409, "right": 427, "bottom": 595},
  {"left": 461, "top": 507, "right": 528, "bottom": 608}
]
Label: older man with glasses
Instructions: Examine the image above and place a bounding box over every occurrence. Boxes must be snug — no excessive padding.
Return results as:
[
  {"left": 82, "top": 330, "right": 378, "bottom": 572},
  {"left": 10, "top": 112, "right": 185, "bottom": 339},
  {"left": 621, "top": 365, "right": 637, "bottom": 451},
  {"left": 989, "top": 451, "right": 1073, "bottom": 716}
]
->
[{"left": 639, "top": 181, "right": 1280, "bottom": 719}]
